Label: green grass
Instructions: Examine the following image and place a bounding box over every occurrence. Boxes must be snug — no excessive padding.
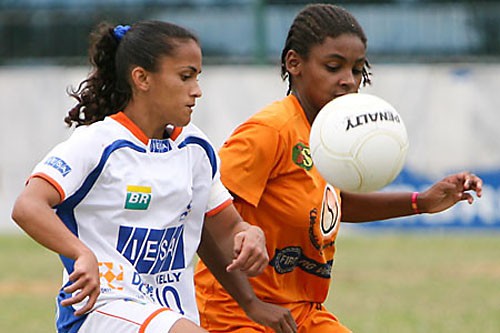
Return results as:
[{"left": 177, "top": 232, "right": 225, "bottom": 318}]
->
[
  {"left": 0, "top": 234, "right": 61, "bottom": 333},
  {"left": 327, "top": 231, "right": 500, "bottom": 332},
  {"left": 1, "top": 232, "right": 499, "bottom": 332}
]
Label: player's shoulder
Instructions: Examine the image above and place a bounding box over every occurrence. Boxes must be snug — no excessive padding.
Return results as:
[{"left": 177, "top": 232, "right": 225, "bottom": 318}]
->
[
  {"left": 61, "top": 117, "right": 129, "bottom": 155},
  {"left": 244, "top": 95, "right": 301, "bottom": 132},
  {"left": 175, "top": 123, "right": 212, "bottom": 143},
  {"left": 175, "top": 123, "right": 219, "bottom": 174},
  {"left": 69, "top": 118, "right": 114, "bottom": 143}
]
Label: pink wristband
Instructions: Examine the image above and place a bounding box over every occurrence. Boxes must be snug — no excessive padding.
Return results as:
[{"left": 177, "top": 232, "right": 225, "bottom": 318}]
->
[{"left": 411, "top": 192, "right": 420, "bottom": 214}]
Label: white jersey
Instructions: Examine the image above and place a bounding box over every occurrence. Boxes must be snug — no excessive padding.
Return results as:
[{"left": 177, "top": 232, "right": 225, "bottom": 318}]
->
[{"left": 30, "top": 112, "right": 231, "bottom": 332}]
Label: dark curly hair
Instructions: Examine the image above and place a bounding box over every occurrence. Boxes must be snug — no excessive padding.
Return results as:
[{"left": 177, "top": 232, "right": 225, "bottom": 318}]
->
[
  {"left": 65, "top": 20, "right": 199, "bottom": 127},
  {"left": 281, "top": 4, "right": 371, "bottom": 94}
]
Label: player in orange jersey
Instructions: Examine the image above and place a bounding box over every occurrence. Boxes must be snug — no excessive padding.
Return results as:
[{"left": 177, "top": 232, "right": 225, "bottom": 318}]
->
[{"left": 194, "top": 4, "right": 483, "bottom": 333}]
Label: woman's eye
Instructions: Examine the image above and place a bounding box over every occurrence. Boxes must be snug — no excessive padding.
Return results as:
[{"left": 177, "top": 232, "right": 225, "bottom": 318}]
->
[
  {"left": 326, "top": 65, "right": 339, "bottom": 72},
  {"left": 353, "top": 68, "right": 363, "bottom": 75}
]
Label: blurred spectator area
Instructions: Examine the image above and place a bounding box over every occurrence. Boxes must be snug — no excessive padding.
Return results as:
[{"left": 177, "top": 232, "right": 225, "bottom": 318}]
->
[{"left": 0, "top": 0, "right": 499, "bottom": 65}]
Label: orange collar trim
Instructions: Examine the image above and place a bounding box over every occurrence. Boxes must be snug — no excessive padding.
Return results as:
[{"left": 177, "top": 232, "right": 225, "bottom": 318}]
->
[
  {"left": 110, "top": 112, "right": 184, "bottom": 143},
  {"left": 169, "top": 127, "right": 182, "bottom": 141},
  {"left": 110, "top": 112, "right": 149, "bottom": 145}
]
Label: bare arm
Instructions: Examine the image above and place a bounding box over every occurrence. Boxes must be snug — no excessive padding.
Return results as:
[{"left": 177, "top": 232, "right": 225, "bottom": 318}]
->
[
  {"left": 198, "top": 204, "right": 297, "bottom": 333},
  {"left": 341, "top": 172, "right": 483, "bottom": 222},
  {"left": 11, "top": 177, "right": 100, "bottom": 316}
]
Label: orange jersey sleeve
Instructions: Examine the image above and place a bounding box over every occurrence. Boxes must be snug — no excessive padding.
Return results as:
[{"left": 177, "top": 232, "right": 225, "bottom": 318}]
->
[{"left": 219, "top": 120, "right": 282, "bottom": 207}]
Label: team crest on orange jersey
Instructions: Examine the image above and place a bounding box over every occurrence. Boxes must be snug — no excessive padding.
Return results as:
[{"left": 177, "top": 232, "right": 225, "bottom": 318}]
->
[
  {"left": 292, "top": 142, "right": 313, "bottom": 170},
  {"left": 309, "top": 184, "right": 341, "bottom": 252}
]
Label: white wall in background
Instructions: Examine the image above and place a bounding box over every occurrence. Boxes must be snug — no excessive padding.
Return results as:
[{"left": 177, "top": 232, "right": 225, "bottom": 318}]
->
[{"left": 1, "top": 64, "right": 499, "bottom": 232}]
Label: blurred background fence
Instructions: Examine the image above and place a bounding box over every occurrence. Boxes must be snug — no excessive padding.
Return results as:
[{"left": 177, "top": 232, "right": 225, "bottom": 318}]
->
[
  {"left": 1, "top": 0, "right": 499, "bottom": 233},
  {"left": 1, "top": 0, "right": 500, "bottom": 65}
]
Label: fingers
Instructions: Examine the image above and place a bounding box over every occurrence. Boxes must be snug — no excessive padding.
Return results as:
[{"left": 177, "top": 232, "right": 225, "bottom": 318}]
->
[
  {"left": 451, "top": 172, "right": 482, "bottom": 203},
  {"left": 282, "top": 313, "right": 298, "bottom": 333},
  {"left": 421, "top": 170, "right": 484, "bottom": 214},
  {"left": 226, "top": 228, "right": 269, "bottom": 275},
  {"left": 244, "top": 259, "right": 268, "bottom": 277},
  {"left": 246, "top": 300, "right": 297, "bottom": 333},
  {"left": 60, "top": 255, "right": 100, "bottom": 316},
  {"left": 461, "top": 192, "right": 474, "bottom": 205},
  {"left": 269, "top": 309, "right": 297, "bottom": 333},
  {"left": 226, "top": 232, "right": 246, "bottom": 272},
  {"left": 446, "top": 171, "right": 483, "bottom": 197},
  {"left": 61, "top": 271, "right": 100, "bottom": 316},
  {"left": 232, "top": 231, "right": 244, "bottom": 259},
  {"left": 464, "top": 173, "right": 483, "bottom": 198},
  {"left": 226, "top": 241, "right": 268, "bottom": 275},
  {"left": 228, "top": 255, "right": 267, "bottom": 277}
]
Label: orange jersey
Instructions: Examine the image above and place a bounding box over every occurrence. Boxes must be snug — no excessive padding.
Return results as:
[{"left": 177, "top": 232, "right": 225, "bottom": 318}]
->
[{"left": 195, "top": 94, "right": 342, "bottom": 305}]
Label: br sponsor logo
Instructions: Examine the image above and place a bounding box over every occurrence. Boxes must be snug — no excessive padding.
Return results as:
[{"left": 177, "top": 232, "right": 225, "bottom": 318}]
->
[
  {"left": 125, "top": 185, "right": 152, "bottom": 210},
  {"left": 44, "top": 156, "right": 71, "bottom": 177}
]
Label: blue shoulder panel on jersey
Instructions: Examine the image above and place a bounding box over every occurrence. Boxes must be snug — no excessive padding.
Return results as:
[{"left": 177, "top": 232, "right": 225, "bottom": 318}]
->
[
  {"left": 178, "top": 136, "right": 217, "bottom": 178},
  {"left": 55, "top": 139, "right": 146, "bottom": 274}
]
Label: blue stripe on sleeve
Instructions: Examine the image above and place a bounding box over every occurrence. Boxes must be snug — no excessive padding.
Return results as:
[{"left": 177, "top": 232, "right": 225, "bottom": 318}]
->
[{"left": 178, "top": 136, "right": 217, "bottom": 178}]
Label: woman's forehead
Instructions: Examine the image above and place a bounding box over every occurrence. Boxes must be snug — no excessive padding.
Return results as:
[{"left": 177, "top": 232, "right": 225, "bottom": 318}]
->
[{"left": 310, "top": 34, "right": 366, "bottom": 60}]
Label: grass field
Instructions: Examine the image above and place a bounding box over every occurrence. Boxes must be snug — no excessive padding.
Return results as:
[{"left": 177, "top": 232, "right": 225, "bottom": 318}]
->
[{"left": 1, "top": 232, "right": 499, "bottom": 332}]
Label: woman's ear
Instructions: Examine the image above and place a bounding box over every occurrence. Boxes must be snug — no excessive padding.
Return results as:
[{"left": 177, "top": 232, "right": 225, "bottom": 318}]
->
[
  {"left": 130, "top": 66, "right": 149, "bottom": 92},
  {"left": 285, "top": 49, "right": 302, "bottom": 76}
]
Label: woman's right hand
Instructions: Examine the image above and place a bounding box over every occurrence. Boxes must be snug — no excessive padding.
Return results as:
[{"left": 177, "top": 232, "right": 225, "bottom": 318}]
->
[
  {"left": 244, "top": 299, "right": 297, "bottom": 333},
  {"left": 11, "top": 177, "right": 101, "bottom": 317},
  {"left": 60, "top": 249, "right": 101, "bottom": 316}
]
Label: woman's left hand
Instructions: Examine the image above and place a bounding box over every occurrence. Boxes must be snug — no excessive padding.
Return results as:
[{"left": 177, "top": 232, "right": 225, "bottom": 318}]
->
[
  {"left": 418, "top": 171, "right": 483, "bottom": 214},
  {"left": 226, "top": 225, "right": 269, "bottom": 277}
]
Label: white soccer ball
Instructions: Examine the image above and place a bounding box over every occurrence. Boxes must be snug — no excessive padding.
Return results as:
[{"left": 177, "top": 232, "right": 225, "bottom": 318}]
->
[{"left": 309, "top": 93, "right": 409, "bottom": 193}]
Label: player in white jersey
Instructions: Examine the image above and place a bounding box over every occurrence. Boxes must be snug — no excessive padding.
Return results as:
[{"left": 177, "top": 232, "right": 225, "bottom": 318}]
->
[{"left": 12, "top": 20, "right": 295, "bottom": 333}]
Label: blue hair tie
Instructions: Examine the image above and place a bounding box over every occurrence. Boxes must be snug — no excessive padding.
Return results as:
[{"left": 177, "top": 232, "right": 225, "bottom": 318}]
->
[{"left": 113, "top": 24, "right": 131, "bottom": 41}]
